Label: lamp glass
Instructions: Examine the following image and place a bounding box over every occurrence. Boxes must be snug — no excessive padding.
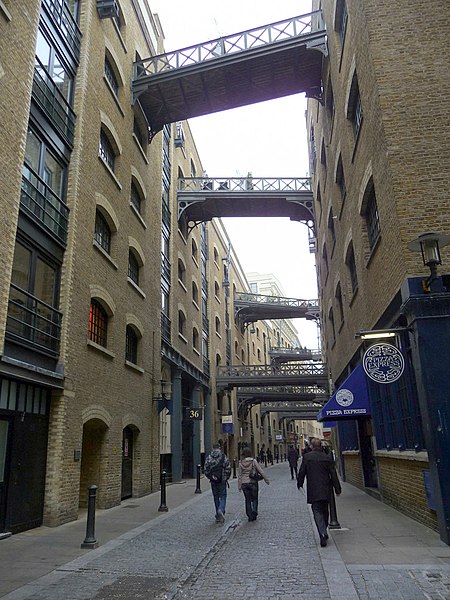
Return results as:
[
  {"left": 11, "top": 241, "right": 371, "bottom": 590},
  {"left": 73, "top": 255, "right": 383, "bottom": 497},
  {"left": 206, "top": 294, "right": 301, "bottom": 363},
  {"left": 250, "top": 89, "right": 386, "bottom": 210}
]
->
[
  {"left": 360, "top": 331, "right": 396, "bottom": 340},
  {"left": 420, "top": 238, "right": 441, "bottom": 266}
]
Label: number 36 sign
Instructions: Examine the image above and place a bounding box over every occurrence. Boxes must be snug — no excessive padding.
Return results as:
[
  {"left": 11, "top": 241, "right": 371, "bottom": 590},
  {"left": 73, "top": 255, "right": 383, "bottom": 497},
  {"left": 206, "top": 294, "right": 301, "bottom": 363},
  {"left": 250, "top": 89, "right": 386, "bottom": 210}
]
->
[{"left": 185, "top": 407, "right": 203, "bottom": 420}]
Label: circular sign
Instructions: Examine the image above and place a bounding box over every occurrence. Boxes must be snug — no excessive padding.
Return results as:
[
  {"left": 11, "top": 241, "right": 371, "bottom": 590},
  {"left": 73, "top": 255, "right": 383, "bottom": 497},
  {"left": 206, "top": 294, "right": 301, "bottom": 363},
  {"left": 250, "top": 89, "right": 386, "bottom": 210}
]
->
[
  {"left": 363, "top": 343, "right": 405, "bottom": 384},
  {"left": 336, "top": 389, "right": 354, "bottom": 407}
]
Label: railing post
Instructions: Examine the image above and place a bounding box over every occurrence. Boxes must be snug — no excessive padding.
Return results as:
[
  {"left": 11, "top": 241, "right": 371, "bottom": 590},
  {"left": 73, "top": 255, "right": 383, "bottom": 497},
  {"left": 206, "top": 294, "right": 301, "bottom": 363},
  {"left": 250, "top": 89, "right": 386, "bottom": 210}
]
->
[
  {"left": 81, "top": 485, "right": 98, "bottom": 549},
  {"left": 195, "top": 464, "right": 202, "bottom": 494},
  {"left": 159, "top": 470, "right": 169, "bottom": 512},
  {"left": 329, "top": 488, "right": 341, "bottom": 529},
  {"left": 233, "top": 458, "right": 237, "bottom": 479}
]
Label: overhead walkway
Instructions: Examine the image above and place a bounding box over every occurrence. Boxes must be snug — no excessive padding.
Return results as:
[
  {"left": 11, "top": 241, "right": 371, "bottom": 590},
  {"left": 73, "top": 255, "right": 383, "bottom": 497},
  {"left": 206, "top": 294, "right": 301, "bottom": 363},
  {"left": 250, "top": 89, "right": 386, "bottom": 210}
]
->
[
  {"left": 234, "top": 291, "right": 319, "bottom": 326},
  {"left": 237, "top": 389, "right": 328, "bottom": 420},
  {"left": 132, "top": 11, "right": 327, "bottom": 136},
  {"left": 269, "top": 346, "right": 322, "bottom": 363},
  {"left": 216, "top": 363, "right": 328, "bottom": 392},
  {"left": 178, "top": 176, "right": 314, "bottom": 227}
]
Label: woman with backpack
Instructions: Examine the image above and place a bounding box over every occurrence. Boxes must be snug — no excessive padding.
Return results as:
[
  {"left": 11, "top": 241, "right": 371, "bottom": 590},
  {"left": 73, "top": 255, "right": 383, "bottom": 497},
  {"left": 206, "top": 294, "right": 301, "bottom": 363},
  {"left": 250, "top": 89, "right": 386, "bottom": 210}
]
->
[
  {"left": 204, "top": 443, "right": 231, "bottom": 524},
  {"left": 238, "top": 447, "right": 270, "bottom": 521}
]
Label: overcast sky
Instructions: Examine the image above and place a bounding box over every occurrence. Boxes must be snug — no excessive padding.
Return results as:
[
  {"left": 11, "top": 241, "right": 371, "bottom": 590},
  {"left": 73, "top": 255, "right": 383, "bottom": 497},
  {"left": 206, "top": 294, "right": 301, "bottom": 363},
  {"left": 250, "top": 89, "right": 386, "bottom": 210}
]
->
[{"left": 150, "top": 0, "right": 319, "bottom": 349}]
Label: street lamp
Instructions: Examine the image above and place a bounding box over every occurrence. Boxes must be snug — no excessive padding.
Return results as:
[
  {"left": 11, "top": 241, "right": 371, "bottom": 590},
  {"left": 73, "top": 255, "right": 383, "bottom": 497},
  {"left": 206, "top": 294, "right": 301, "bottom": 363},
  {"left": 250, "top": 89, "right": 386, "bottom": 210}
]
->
[{"left": 408, "top": 232, "right": 450, "bottom": 292}]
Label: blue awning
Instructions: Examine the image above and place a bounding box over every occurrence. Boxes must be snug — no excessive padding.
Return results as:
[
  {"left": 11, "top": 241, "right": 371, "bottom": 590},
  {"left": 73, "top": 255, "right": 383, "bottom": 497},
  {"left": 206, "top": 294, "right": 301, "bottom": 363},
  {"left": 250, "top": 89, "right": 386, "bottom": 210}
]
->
[{"left": 317, "top": 363, "right": 370, "bottom": 422}]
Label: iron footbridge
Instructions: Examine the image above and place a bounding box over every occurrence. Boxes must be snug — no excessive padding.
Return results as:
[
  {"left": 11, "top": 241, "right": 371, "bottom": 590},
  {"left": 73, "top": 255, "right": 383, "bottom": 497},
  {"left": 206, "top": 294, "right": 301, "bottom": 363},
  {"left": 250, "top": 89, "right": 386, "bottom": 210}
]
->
[
  {"left": 233, "top": 291, "right": 320, "bottom": 325},
  {"left": 216, "top": 363, "right": 328, "bottom": 392}
]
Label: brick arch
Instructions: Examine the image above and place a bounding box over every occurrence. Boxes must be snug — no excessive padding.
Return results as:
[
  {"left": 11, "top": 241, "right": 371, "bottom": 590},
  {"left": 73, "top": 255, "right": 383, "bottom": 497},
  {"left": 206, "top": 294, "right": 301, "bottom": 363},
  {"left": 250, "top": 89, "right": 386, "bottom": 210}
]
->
[
  {"left": 81, "top": 405, "right": 112, "bottom": 427},
  {"left": 122, "top": 414, "right": 143, "bottom": 431}
]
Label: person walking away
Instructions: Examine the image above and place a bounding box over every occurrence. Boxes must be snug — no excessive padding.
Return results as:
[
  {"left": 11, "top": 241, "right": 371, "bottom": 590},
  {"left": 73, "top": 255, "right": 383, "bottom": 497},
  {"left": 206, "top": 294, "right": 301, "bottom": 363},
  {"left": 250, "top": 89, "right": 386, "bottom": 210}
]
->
[
  {"left": 204, "top": 443, "right": 231, "bottom": 524},
  {"left": 287, "top": 445, "right": 299, "bottom": 479},
  {"left": 297, "top": 437, "right": 341, "bottom": 546},
  {"left": 238, "top": 447, "right": 270, "bottom": 521}
]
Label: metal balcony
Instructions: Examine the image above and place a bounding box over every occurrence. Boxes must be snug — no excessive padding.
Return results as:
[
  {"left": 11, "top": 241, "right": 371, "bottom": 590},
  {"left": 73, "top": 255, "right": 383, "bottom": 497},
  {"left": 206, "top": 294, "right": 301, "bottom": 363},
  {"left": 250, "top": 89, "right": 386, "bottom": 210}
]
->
[
  {"left": 6, "top": 284, "right": 62, "bottom": 356},
  {"left": 234, "top": 291, "right": 319, "bottom": 325},
  {"left": 269, "top": 346, "right": 322, "bottom": 363},
  {"left": 132, "top": 11, "right": 327, "bottom": 136},
  {"left": 177, "top": 177, "right": 314, "bottom": 226},
  {"left": 216, "top": 363, "right": 327, "bottom": 391}
]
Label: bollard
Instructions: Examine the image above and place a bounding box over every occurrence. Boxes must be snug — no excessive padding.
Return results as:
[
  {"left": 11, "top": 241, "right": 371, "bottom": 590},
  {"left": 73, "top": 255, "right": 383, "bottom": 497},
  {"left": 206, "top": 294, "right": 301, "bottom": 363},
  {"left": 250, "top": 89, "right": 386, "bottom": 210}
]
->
[
  {"left": 195, "top": 464, "right": 202, "bottom": 494},
  {"left": 233, "top": 458, "right": 237, "bottom": 479},
  {"left": 158, "top": 470, "right": 169, "bottom": 512},
  {"left": 81, "top": 485, "right": 98, "bottom": 549},
  {"left": 276, "top": 454, "right": 279, "bottom": 463},
  {"left": 264, "top": 456, "right": 267, "bottom": 467},
  {"left": 329, "top": 488, "right": 341, "bottom": 529}
]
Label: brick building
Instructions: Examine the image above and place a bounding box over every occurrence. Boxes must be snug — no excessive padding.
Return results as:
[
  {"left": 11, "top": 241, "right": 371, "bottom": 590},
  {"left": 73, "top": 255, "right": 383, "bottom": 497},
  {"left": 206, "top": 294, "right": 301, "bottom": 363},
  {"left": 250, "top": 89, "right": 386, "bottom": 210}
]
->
[{"left": 308, "top": 0, "right": 450, "bottom": 543}]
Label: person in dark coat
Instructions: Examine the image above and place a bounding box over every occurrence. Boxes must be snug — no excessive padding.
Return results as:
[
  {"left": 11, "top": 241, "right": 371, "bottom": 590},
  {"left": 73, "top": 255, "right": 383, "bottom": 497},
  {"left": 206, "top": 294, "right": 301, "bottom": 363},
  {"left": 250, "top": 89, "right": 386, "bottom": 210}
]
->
[
  {"left": 297, "top": 437, "right": 341, "bottom": 547},
  {"left": 287, "top": 445, "right": 299, "bottom": 479}
]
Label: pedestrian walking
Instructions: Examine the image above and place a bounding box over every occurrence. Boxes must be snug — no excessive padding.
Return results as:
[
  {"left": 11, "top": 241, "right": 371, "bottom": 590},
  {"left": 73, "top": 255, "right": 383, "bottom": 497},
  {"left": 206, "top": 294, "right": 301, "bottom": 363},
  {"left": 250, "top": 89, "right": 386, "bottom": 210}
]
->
[
  {"left": 204, "top": 443, "right": 231, "bottom": 524},
  {"left": 287, "top": 445, "right": 299, "bottom": 480},
  {"left": 238, "top": 447, "right": 270, "bottom": 521},
  {"left": 297, "top": 438, "right": 341, "bottom": 547}
]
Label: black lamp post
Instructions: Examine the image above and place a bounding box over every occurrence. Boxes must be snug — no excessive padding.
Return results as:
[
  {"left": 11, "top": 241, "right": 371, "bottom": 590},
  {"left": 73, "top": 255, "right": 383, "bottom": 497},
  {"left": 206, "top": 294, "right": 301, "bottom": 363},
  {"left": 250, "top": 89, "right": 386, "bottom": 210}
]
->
[{"left": 408, "top": 232, "right": 450, "bottom": 292}]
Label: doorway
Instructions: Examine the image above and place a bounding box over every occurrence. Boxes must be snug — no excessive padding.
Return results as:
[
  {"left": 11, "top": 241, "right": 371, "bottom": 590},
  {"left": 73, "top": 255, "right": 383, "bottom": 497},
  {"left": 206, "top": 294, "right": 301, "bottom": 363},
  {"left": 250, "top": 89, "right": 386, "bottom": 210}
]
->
[
  {"left": 358, "top": 418, "right": 378, "bottom": 488},
  {"left": 121, "top": 427, "right": 133, "bottom": 500},
  {"left": 0, "top": 419, "right": 11, "bottom": 532}
]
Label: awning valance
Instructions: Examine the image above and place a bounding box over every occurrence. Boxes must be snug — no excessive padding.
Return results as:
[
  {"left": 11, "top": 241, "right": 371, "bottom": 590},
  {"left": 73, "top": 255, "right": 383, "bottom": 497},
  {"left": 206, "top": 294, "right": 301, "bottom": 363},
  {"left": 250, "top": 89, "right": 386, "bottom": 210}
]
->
[{"left": 317, "top": 364, "right": 370, "bottom": 422}]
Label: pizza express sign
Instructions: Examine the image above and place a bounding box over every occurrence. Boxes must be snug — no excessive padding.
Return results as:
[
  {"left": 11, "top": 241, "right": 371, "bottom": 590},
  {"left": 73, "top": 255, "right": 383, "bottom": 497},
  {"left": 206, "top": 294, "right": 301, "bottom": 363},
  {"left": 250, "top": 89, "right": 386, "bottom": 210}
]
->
[{"left": 363, "top": 343, "right": 405, "bottom": 384}]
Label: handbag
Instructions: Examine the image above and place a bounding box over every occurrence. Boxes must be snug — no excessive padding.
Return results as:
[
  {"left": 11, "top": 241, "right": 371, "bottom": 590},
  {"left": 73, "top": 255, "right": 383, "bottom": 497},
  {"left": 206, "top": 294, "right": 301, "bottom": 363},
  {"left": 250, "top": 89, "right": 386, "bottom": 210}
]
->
[{"left": 249, "top": 460, "right": 264, "bottom": 482}]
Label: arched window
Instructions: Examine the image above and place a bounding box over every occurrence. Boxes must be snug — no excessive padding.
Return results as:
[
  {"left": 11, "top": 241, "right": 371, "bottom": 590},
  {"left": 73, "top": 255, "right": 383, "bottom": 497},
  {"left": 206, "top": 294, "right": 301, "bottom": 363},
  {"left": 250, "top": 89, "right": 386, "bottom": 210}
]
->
[
  {"left": 178, "top": 258, "right": 186, "bottom": 285},
  {"left": 125, "top": 324, "right": 138, "bottom": 364},
  {"left": 191, "top": 238, "right": 198, "bottom": 262},
  {"left": 178, "top": 310, "right": 186, "bottom": 336},
  {"left": 104, "top": 54, "right": 119, "bottom": 95},
  {"left": 130, "top": 181, "right": 143, "bottom": 214},
  {"left": 94, "top": 210, "right": 111, "bottom": 254},
  {"left": 215, "top": 316, "right": 221, "bottom": 335},
  {"left": 192, "top": 281, "right": 199, "bottom": 305},
  {"left": 128, "top": 250, "right": 140, "bottom": 285},
  {"left": 214, "top": 281, "right": 220, "bottom": 298},
  {"left": 89, "top": 299, "right": 108, "bottom": 346},
  {"left": 99, "top": 128, "right": 116, "bottom": 171},
  {"left": 193, "top": 327, "right": 199, "bottom": 351}
]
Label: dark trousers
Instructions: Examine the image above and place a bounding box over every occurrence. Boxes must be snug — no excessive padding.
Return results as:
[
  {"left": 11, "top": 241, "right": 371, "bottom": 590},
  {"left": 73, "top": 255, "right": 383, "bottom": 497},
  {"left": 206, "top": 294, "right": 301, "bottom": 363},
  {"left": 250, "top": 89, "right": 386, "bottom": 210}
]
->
[
  {"left": 289, "top": 464, "right": 297, "bottom": 479},
  {"left": 311, "top": 499, "right": 329, "bottom": 538},
  {"left": 242, "top": 482, "right": 258, "bottom": 520}
]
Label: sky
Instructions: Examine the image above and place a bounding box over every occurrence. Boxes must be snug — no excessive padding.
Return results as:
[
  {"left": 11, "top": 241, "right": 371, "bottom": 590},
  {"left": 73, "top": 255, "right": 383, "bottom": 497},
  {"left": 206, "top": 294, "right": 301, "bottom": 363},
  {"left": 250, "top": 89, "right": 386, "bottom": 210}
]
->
[{"left": 150, "top": 0, "right": 319, "bottom": 350}]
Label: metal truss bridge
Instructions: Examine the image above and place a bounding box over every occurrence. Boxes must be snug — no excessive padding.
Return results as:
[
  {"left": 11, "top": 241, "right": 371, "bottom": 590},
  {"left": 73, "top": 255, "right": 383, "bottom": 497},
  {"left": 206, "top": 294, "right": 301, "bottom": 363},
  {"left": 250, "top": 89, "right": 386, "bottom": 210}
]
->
[
  {"left": 234, "top": 291, "right": 320, "bottom": 325},
  {"left": 132, "top": 11, "right": 327, "bottom": 136},
  {"left": 269, "top": 347, "right": 322, "bottom": 363},
  {"left": 216, "top": 363, "right": 328, "bottom": 392}
]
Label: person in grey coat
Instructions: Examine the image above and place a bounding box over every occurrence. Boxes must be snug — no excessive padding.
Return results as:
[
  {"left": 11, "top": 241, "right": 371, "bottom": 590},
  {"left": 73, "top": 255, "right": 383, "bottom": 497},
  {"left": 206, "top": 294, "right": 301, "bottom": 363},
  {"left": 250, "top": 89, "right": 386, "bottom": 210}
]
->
[{"left": 297, "top": 438, "right": 341, "bottom": 547}]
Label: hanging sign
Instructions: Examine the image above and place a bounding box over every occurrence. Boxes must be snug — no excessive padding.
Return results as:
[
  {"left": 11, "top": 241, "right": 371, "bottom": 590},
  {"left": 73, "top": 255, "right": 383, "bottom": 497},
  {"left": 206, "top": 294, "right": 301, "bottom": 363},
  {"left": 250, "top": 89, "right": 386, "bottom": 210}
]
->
[{"left": 363, "top": 343, "right": 405, "bottom": 384}]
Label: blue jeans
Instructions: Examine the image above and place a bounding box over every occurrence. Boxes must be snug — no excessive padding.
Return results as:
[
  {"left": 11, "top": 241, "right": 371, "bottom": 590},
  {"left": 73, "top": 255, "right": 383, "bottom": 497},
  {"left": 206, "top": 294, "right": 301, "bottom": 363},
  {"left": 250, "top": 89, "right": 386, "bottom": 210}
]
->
[
  {"left": 211, "top": 481, "right": 227, "bottom": 515},
  {"left": 242, "top": 482, "right": 258, "bottom": 520}
]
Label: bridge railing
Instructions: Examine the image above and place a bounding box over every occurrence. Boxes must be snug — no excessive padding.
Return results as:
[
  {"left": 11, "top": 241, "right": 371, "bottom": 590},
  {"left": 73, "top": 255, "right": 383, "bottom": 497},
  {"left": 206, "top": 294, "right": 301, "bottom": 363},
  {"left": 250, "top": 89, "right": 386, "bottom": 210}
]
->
[
  {"left": 237, "top": 386, "right": 328, "bottom": 396},
  {"left": 217, "top": 363, "right": 326, "bottom": 378},
  {"left": 234, "top": 291, "right": 319, "bottom": 310},
  {"left": 178, "top": 177, "right": 312, "bottom": 193},
  {"left": 134, "top": 11, "right": 325, "bottom": 79}
]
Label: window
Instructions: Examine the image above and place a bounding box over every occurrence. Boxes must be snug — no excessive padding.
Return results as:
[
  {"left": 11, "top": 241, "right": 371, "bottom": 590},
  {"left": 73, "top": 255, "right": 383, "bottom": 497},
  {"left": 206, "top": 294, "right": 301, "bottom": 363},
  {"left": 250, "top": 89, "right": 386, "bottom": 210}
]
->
[
  {"left": 191, "top": 239, "right": 198, "bottom": 262},
  {"left": 322, "top": 244, "right": 329, "bottom": 280},
  {"left": 193, "top": 327, "right": 199, "bottom": 351},
  {"left": 35, "top": 30, "right": 74, "bottom": 105},
  {"left": 346, "top": 244, "right": 358, "bottom": 294},
  {"left": 326, "top": 79, "right": 335, "bottom": 128},
  {"left": 104, "top": 55, "right": 119, "bottom": 96},
  {"left": 257, "top": 348, "right": 261, "bottom": 361},
  {"left": 364, "top": 179, "right": 381, "bottom": 250},
  {"left": 178, "top": 310, "right": 186, "bottom": 337},
  {"left": 192, "top": 281, "right": 199, "bottom": 305},
  {"left": 213, "top": 247, "right": 219, "bottom": 265},
  {"left": 336, "top": 155, "right": 346, "bottom": 202},
  {"left": 130, "top": 181, "right": 142, "bottom": 214},
  {"left": 94, "top": 210, "right": 111, "bottom": 254},
  {"left": 310, "top": 127, "right": 316, "bottom": 174},
  {"left": 215, "top": 316, "right": 221, "bottom": 336},
  {"left": 336, "top": 0, "right": 348, "bottom": 45},
  {"left": 234, "top": 340, "right": 239, "bottom": 356},
  {"left": 320, "top": 140, "right": 327, "bottom": 167},
  {"left": 336, "top": 283, "right": 344, "bottom": 325},
  {"left": 348, "top": 73, "right": 363, "bottom": 140},
  {"left": 214, "top": 281, "right": 220, "bottom": 298},
  {"left": 125, "top": 325, "right": 138, "bottom": 364},
  {"left": 24, "top": 128, "right": 65, "bottom": 198},
  {"left": 128, "top": 250, "right": 139, "bottom": 285},
  {"left": 178, "top": 258, "right": 186, "bottom": 285},
  {"left": 89, "top": 299, "right": 107, "bottom": 346},
  {"left": 328, "top": 210, "right": 336, "bottom": 247},
  {"left": 99, "top": 128, "right": 115, "bottom": 171}
]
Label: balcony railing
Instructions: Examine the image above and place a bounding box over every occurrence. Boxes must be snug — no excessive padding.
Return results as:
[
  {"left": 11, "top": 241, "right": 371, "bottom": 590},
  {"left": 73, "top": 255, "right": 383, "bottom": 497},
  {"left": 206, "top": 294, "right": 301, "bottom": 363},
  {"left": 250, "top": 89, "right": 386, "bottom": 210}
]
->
[
  {"left": 33, "top": 59, "right": 76, "bottom": 145},
  {"left": 161, "top": 313, "right": 171, "bottom": 343},
  {"left": 218, "top": 363, "right": 326, "bottom": 378},
  {"left": 41, "top": 0, "right": 82, "bottom": 62},
  {"left": 21, "top": 165, "right": 69, "bottom": 246},
  {"left": 161, "top": 253, "right": 171, "bottom": 283},
  {"left": 7, "top": 283, "right": 62, "bottom": 356},
  {"left": 179, "top": 177, "right": 311, "bottom": 193}
]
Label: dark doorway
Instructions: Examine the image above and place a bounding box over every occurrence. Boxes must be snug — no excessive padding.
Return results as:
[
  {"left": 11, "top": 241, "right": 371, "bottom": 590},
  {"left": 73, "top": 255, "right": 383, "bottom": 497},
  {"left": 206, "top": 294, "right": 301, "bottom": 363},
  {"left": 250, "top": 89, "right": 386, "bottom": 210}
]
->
[
  {"left": 0, "top": 419, "right": 11, "bottom": 532},
  {"left": 121, "top": 427, "right": 133, "bottom": 500},
  {"left": 182, "top": 419, "right": 193, "bottom": 478},
  {"left": 358, "top": 418, "right": 378, "bottom": 488}
]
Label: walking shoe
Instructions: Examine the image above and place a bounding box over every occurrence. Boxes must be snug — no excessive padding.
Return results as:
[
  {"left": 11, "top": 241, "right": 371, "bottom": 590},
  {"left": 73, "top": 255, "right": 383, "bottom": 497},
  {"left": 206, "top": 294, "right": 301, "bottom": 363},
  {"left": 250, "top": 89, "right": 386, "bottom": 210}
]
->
[
  {"left": 217, "top": 510, "right": 225, "bottom": 523},
  {"left": 320, "top": 536, "right": 327, "bottom": 547}
]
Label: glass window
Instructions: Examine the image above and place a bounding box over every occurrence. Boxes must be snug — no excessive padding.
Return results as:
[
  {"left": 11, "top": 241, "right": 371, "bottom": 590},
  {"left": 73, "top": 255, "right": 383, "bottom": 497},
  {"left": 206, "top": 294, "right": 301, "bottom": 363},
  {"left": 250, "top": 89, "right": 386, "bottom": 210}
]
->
[
  {"left": 35, "top": 31, "right": 73, "bottom": 103},
  {"left": 104, "top": 56, "right": 119, "bottom": 95},
  {"left": 99, "top": 129, "right": 115, "bottom": 171},
  {"left": 130, "top": 182, "right": 142, "bottom": 213},
  {"left": 89, "top": 300, "right": 107, "bottom": 346},
  {"left": 25, "top": 129, "right": 65, "bottom": 198},
  {"left": 128, "top": 251, "right": 139, "bottom": 285},
  {"left": 94, "top": 210, "right": 111, "bottom": 254},
  {"left": 347, "top": 245, "right": 358, "bottom": 293},
  {"left": 365, "top": 181, "right": 381, "bottom": 250},
  {"left": 126, "top": 325, "right": 138, "bottom": 364}
]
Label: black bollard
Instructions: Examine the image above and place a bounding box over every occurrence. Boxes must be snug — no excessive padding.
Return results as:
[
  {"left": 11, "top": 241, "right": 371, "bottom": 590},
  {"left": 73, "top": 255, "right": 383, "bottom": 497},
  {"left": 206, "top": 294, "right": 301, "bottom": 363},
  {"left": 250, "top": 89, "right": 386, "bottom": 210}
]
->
[
  {"left": 195, "top": 464, "right": 202, "bottom": 494},
  {"left": 276, "top": 454, "right": 279, "bottom": 463},
  {"left": 158, "top": 470, "right": 169, "bottom": 512},
  {"left": 329, "top": 488, "right": 341, "bottom": 529},
  {"left": 81, "top": 485, "right": 98, "bottom": 549},
  {"left": 233, "top": 458, "right": 237, "bottom": 479},
  {"left": 264, "top": 456, "right": 267, "bottom": 467}
]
